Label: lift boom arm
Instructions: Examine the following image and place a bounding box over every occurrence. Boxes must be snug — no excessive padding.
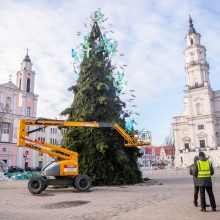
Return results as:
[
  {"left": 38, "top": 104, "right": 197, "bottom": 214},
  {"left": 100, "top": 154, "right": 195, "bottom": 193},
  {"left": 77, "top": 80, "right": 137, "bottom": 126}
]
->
[{"left": 17, "top": 119, "right": 151, "bottom": 160}]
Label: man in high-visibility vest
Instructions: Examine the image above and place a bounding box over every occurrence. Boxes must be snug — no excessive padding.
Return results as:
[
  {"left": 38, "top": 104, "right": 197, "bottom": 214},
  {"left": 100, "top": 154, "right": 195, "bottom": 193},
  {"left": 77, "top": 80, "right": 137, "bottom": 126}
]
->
[
  {"left": 194, "top": 151, "right": 216, "bottom": 212},
  {"left": 190, "top": 156, "right": 202, "bottom": 206}
]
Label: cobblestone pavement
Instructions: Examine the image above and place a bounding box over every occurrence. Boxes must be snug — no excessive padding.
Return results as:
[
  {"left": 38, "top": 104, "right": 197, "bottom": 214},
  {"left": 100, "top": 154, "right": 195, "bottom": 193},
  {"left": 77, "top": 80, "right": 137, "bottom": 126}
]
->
[{"left": 0, "top": 169, "right": 219, "bottom": 220}]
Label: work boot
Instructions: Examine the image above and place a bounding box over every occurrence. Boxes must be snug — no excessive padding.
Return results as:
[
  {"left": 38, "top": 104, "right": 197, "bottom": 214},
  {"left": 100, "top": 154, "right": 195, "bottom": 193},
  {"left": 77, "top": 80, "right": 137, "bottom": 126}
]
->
[
  {"left": 201, "top": 208, "right": 206, "bottom": 212},
  {"left": 194, "top": 202, "right": 198, "bottom": 207},
  {"left": 212, "top": 208, "right": 216, "bottom": 212}
]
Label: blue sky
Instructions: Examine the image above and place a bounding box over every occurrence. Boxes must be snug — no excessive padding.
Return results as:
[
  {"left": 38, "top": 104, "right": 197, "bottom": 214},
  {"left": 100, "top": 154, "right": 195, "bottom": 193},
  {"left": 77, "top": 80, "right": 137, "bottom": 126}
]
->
[{"left": 0, "top": 0, "right": 220, "bottom": 145}]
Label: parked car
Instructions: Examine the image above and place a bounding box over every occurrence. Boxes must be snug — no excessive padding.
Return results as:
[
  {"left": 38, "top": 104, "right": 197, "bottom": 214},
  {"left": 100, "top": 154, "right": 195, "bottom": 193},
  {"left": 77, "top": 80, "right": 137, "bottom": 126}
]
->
[
  {"left": 34, "top": 167, "right": 42, "bottom": 171},
  {"left": 137, "top": 163, "right": 144, "bottom": 168},
  {"left": 8, "top": 166, "right": 24, "bottom": 173},
  {"left": 25, "top": 167, "right": 35, "bottom": 171},
  {"left": 25, "top": 167, "right": 41, "bottom": 172},
  {"left": 0, "top": 160, "right": 8, "bottom": 174}
]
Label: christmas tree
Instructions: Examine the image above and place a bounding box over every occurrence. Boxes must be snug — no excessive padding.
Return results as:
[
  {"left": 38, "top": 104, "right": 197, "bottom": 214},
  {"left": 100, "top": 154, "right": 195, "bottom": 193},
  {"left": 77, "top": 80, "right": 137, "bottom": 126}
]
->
[{"left": 61, "top": 9, "right": 142, "bottom": 185}]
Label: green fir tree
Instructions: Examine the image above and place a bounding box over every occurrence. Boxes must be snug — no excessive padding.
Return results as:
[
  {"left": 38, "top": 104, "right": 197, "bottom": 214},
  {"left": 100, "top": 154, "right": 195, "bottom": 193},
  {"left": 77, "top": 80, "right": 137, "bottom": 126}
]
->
[{"left": 61, "top": 11, "right": 142, "bottom": 185}]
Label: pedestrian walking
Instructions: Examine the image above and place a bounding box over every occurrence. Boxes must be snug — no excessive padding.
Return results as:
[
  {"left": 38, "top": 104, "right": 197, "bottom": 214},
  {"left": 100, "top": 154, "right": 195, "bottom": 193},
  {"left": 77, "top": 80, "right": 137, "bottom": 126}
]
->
[{"left": 194, "top": 151, "right": 216, "bottom": 212}]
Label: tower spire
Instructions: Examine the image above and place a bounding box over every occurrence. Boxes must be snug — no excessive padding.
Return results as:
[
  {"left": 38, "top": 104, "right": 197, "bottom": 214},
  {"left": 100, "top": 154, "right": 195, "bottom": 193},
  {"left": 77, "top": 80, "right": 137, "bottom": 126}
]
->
[
  {"left": 188, "top": 14, "right": 196, "bottom": 34},
  {"left": 23, "top": 49, "right": 31, "bottom": 62}
]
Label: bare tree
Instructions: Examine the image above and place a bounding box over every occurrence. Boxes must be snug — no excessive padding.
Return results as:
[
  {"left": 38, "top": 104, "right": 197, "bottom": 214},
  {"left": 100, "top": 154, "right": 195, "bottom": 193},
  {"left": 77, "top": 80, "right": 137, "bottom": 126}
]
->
[{"left": 163, "top": 129, "right": 175, "bottom": 146}]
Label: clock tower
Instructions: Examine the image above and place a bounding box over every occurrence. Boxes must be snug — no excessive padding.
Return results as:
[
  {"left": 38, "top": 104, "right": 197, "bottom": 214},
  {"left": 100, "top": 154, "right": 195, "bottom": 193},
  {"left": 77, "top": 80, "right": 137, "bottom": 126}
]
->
[{"left": 172, "top": 16, "right": 220, "bottom": 168}]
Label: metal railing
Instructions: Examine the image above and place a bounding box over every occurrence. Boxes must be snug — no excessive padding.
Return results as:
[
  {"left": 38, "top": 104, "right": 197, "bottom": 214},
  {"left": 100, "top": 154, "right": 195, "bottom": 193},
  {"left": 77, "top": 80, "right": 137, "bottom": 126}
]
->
[
  {"left": 185, "top": 60, "right": 209, "bottom": 68},
  {"left": 188, "top": 83, "right": 204, "bottom": 89}
]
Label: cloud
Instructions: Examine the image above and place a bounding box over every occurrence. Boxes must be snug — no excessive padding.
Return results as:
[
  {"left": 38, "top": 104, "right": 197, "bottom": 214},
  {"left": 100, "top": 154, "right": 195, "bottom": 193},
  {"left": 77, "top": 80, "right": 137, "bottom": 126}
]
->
[{"left": 0, "top": 0, "right": 220, "bottom": 144}]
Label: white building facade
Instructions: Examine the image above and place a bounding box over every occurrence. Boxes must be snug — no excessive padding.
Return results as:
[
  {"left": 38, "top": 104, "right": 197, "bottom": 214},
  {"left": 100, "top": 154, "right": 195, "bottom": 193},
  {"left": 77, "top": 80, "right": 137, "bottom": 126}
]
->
[{"left": 173, "top": 16, "right": 220, "bottom": 168}]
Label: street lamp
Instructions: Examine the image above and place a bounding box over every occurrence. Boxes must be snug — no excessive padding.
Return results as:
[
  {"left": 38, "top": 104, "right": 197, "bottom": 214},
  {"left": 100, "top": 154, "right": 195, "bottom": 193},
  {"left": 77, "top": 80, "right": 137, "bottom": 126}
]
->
[
  {"left": 215, "top": 132, "right": 219, "bottom": 147},
  {"left": 23, "top": 151, "right": 28, "bottom": 171}
]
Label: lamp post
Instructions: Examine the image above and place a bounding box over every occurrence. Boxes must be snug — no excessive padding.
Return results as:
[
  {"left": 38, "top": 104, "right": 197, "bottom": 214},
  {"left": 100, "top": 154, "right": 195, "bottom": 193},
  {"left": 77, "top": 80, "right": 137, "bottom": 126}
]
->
[
  {"left": 216, "top": 132, "right": 219, "bottom": 147},
  {"left": 23, "top": 151, "right": 28, "bottom": 171}
]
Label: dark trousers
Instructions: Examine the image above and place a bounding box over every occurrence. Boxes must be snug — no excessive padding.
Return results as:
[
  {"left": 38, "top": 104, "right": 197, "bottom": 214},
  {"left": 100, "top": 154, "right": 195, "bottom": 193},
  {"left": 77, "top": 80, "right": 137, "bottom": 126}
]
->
[
  {"left": 194, "top": 186, "right": 199, "bottom": 204},
  {"left": 200, "top": 186, "right": 216, "bottom": 209}
]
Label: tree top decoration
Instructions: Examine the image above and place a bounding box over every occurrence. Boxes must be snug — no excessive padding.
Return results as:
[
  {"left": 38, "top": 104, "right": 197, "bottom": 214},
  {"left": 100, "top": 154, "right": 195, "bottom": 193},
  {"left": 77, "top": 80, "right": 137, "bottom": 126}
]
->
[{"left": 71, "top": 8, "right": 139, "bottom": 132}]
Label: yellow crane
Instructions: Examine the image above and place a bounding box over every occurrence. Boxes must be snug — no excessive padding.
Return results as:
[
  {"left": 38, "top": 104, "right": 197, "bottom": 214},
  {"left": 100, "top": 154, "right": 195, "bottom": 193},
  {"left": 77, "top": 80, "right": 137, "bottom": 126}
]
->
[{"left": 17, "top": 118, "right": 151, "bottom": 194}]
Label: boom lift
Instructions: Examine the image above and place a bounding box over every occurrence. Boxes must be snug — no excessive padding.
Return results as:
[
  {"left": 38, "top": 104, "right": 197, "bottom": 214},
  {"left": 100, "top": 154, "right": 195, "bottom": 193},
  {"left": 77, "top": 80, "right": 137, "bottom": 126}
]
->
[{"left": 17, "top": 118, "right": 151, "bottom": 194}]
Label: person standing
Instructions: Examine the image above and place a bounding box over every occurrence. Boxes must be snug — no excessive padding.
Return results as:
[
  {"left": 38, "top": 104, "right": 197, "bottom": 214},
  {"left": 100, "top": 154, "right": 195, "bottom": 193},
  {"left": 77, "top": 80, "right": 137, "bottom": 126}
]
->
[
  {"left": 194, "top": 151, "right": 216, "bottom": 212},
  {"left": 190, "top": 156, "right": 209, "bottom": 207},
  {"left": 189, "top": 156, "right": 200, "bottom": 206}
]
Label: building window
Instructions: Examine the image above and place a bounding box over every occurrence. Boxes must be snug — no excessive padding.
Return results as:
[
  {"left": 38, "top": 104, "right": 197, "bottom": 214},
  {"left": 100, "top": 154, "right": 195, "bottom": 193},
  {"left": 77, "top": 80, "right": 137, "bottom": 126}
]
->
[
  {"left": 2, "top": 148, "right": 6, "bottom": 152},
  {"left": 50, "top": 128, "right": 57, "bottom": 134},
  {"left": 25, "top": 151, "right": 29, "bottom": 155},
  {"left": 2, "top": 123, "right": 10, "bottom": 134},
  {"left": 198, "top": 125, "right": 204, "bottom": 130},
  {"left": 19, "top": 78, "right": 22, "bottom": 89},
  {"left": 196, "top": 103, "right": 202, "bottom": 115},
  {"left": 38, "top": 137, "right": 45, "bottom": 142},
  {"left": 61, "top": 128, "right": 66, "bottom": 135},
  {"left": 39, "top": 152, "right": 43, "bottom": 156},
  {"left": 39, "top": 127, "right": 45, "bottom": 132},
  {"left": 26, "top": 78, "right": 30, "bottom": 92},
  {"left": 184, "top": 143, "right": 189, "bottom": 149},
  {"left": 5, "top": 97, "right": 11, "bottom": 113},
  {"left": 27, "top": 107, "right": 31, "bottom": 117},
  {"left": 50, "top": 138, "right": 57, "bottom": 144},
  {"left": 199, "top": 140, "right": 205, "bottom": 148},
  {"left": 191, "top": 38, "right": 194, "bottom": 45}
]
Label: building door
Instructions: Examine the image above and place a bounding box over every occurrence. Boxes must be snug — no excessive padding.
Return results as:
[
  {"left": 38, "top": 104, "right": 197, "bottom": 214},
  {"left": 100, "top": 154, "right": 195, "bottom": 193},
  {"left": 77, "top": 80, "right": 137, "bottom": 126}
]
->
[
  {"left": 200, "top": 140, "right": 205, "bottom": 149},
  {"left": 184, "top": 143, "right": 189, "bottom": 150}
]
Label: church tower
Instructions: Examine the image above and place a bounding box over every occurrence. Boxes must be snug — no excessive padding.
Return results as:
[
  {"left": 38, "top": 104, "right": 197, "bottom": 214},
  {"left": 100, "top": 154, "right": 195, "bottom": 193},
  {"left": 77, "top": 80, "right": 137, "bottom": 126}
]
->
[
  {"left": 172, "top": 16, "right": 220, "bottom": 168},
  {"left": 184, "top": 15, "right": 210, "bottom": 89},
  {"left": 16, "top": 50, "right": 36, "bottom": 94},
  {"left": 16, "top": 51, "right": 38, "bottom": 117}
]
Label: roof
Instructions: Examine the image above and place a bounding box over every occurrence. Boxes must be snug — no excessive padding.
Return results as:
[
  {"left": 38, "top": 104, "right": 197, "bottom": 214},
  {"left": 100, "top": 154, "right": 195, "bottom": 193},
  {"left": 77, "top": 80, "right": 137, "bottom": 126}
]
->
[
  {"left": 143, "top": 145, "right": 155, "bottom": 154},
  {"left": 155, "top": 146, "right": 175, "bottom": 156},
  {"left": 142, "top": 145, "right": 175, "bottom": 156},
  {"left": 23, "top": 50, "right": 31, "bottom": 63},
  {"left": 0, "top": 81, "right": 19, "bottom": 90},
  {"left": 188, "top": 15, "right": 197, "bottom": 34},
  {"left": 23, "top": 54, "right": 31, "bottom": 62}
]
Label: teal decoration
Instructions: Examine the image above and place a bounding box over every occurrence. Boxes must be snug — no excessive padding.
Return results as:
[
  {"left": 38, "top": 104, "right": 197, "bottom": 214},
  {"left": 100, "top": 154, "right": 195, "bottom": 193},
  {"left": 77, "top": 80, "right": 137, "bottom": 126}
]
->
[{"left": 71, "top": 9, "right": 138, "bottom": 132}]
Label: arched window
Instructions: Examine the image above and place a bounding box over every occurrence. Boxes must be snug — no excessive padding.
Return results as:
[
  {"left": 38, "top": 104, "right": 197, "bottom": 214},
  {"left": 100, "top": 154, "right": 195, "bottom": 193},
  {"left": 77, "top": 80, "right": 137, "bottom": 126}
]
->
[
  {"left": 190, "top": 38, "right": 194, "bottom": 45},
  {"left": 5, "top": 97, "right": 11, "bottom": 113},
  {"left": 26, "top": 78, "right": 30, "bottom": 92},
  {"left": 19, "top": 78, "right": 22, "bottom": 89},
  {"left": 196, "top": 103, "right": 202, "bottom": 115},
  {"left": 27, "top": 107, "right": 31, "bottom": 117}
]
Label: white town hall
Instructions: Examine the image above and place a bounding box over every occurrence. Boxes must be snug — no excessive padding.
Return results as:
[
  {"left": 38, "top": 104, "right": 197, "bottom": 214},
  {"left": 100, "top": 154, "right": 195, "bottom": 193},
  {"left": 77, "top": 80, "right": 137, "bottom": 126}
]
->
[{"left": 172, "top": 16, "right": 220, "bottom": 168}]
